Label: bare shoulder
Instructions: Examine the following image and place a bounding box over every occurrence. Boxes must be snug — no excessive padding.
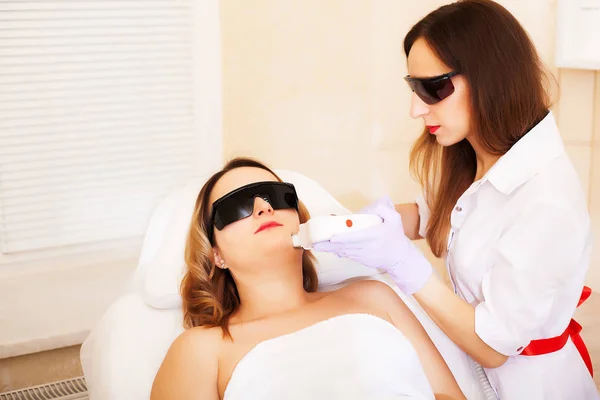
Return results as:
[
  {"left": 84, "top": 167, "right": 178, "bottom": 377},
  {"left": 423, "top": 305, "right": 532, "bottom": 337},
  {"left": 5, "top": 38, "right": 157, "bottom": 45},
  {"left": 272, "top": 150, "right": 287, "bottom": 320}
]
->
[
  {"left": 150, "top": 326, "right": 221, "bottom": 400},
  {"left": 333, "top": 279, "right": 423, "bottom": 336},
  {"left": 175, "top": 325, "right": 222, "bottom": 357},
  {"left": 335, "top": 279, "right": 403, "bottom": 308},
  {"left": 330, "top": 280, "right": 466, "bottom": 399},
  {"left": 325, "top": 279, "right": 409, "bottom": 321}
]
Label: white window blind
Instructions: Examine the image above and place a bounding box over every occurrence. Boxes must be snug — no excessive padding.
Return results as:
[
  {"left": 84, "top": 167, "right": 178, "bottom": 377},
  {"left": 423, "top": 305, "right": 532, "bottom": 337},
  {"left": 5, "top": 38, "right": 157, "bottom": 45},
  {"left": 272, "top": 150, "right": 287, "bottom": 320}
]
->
[{"left": 0, "top": 0, "right": 222, "bottom": 269}]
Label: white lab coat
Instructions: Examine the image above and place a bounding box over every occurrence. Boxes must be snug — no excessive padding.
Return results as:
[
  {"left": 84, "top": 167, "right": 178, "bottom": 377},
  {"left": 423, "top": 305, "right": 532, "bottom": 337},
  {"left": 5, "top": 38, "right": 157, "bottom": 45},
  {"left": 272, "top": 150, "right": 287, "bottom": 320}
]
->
[{"left": 416, "top": 111, "right": 598, "bottom": 399}]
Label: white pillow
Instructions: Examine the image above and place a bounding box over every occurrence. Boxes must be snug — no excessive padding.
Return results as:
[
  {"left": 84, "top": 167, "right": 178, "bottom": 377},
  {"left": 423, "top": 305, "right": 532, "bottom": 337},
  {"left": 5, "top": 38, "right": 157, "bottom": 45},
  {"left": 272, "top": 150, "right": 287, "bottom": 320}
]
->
[
  {"left": 141, "top": 169, "right": 382, "bottom": 309},
  {"left": 80, "top": 294, "right": 184, "bottom": 400}
]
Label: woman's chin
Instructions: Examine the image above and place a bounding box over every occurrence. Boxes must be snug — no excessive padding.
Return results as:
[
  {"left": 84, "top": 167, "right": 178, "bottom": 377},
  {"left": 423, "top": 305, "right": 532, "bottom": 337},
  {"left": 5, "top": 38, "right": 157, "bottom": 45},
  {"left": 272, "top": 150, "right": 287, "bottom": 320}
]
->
[
  {"left": 435, "top": 131, "right": 467, "bottom": 147},
  {"left": 435, "top": 135, "right": 453, "bottom": 146},
  {"left": 253, "top": 230, "right": 297, "bottom": 252}
]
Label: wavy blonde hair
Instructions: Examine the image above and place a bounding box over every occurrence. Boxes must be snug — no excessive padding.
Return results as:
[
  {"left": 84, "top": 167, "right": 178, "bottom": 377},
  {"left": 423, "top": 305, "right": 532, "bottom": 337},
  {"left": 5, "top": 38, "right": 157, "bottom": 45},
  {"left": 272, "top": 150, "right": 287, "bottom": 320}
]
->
[{"left": 180, "top": 157, "right": 318, "bottom": 338}]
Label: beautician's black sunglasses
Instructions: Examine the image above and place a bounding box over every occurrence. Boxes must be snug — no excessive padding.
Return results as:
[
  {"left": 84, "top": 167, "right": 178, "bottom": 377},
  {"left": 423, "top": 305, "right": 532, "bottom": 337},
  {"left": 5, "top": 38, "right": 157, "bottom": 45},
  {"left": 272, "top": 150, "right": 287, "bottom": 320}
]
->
[{"left": 404, "top": 71, "right": 459, "bottom": 105}]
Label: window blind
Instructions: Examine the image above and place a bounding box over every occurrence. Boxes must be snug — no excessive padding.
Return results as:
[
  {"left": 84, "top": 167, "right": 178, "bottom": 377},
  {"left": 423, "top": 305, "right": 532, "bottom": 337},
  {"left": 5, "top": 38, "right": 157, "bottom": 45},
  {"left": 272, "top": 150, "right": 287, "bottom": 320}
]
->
[{"left": 0, "top": 0, "right": 221, "bottom": 268}]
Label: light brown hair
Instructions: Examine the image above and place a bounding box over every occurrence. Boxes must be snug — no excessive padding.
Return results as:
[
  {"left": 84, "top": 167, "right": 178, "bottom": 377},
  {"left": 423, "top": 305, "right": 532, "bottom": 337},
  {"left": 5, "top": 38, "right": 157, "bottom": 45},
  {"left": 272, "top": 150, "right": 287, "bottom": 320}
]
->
[
  {"left": 180, "top": 157, "right": 318, "bottom": 338},
  {"left": 404, "top": 0, "right": 553, "bottom": 257}
]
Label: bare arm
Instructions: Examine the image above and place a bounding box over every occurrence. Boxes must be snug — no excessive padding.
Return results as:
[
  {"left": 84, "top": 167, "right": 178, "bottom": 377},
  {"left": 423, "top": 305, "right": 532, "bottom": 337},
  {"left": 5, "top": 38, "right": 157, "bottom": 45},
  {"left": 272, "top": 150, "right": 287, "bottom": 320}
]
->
[
  {"left": 395, "top": 202, "right": 422, "bottom": 240},
  {"left": 386, "top": 287, "right": 465, "bottom": 400},
  {"left": 151, "top": 328, "right": 219, "bottom": 400},
  {"left": 414, "top": 274, "right": 508, "bottom": 369},
  {"left": 357, "top": 281, "right": 465, "bottom": 400}
]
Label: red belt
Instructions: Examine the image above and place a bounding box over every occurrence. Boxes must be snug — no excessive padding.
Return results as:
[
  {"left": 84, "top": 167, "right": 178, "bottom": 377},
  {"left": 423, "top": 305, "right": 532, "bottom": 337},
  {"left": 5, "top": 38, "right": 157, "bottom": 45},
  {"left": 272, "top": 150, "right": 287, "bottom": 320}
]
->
[{"left": 520, "top": 286, "right": 593, "bottom": 377}]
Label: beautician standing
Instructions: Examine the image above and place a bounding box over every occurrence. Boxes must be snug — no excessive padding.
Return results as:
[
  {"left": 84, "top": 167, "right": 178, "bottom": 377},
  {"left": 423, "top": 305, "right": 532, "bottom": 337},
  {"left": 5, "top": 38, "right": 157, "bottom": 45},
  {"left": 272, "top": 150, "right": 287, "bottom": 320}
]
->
[{"left": 313, "top": 1, "right": 598, "bottom": 398}]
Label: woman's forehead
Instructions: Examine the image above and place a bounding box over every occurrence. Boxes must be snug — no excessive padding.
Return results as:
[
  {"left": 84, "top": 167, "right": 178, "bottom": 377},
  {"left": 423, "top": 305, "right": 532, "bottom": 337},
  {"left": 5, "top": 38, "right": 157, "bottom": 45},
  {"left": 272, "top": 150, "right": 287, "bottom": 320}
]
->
[
  {"left": 407, "top": 38, "right": 451, "bottom": 78},
  {"left": 210, "top": 167, "right": 278, "bottom": 203}
]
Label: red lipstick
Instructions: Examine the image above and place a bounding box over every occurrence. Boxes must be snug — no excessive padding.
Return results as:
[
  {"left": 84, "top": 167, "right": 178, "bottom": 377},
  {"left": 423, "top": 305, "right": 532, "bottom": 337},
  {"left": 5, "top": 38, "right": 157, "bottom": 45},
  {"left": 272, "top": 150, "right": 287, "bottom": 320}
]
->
[
  {"left": 427, "top": 125, "right": 440, "bottom": 134},
  {"left": 255, "top": 221, "right": 283, "bottom": 234}
]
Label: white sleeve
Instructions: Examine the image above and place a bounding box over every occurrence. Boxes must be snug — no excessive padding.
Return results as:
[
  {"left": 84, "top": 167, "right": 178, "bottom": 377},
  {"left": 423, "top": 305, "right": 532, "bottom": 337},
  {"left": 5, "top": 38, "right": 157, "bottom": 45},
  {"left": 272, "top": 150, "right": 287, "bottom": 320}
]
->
[
  {"left": 474, "top": 201, "right": 588, "bottom": 356},
  {"left": 415, "top": 194, "right": 430, "bottom": 239}
]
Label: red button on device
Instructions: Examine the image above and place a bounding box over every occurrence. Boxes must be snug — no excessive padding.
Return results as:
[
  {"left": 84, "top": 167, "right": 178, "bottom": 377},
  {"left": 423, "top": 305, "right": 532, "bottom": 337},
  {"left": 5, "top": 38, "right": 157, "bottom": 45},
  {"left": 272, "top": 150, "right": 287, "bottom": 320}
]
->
[{"left": 346, "top": 219, "right": 353, "bottom": 227}]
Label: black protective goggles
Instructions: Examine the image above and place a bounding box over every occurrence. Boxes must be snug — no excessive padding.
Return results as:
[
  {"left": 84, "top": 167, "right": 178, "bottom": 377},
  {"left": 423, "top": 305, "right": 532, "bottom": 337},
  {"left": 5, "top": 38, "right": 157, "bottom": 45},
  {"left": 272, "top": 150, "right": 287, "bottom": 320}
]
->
[
  {"left": 404, "top": 71, "right": 459, "bottom": 105},
  {"left": 207, "top": 181, "right": 299, "bottom": 243}
]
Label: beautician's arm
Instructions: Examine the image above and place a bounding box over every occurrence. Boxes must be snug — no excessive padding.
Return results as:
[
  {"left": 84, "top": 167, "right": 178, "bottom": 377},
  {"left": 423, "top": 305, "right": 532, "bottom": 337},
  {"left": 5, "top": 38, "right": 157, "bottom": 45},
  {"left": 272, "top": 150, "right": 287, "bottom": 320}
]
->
[
  {"left": 395, "top": 200, "right": 506, "bottom": 368},
  {"left": 410, "top": 202, "right": 581, "bottom": 370},
  {"left": 151, "top": 328, "right": 220, "bottom": 400},
  {"left": 414, "top": 275, "right": 508, "bottom": 369},
  {"left": 395, "top": 203, "right": 422, "bottom": 240}
]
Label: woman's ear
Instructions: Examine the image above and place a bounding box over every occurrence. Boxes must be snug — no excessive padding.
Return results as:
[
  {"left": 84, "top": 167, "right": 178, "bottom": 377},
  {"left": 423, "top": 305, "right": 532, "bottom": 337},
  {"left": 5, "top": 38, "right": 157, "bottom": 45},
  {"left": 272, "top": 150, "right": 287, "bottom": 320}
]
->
[{"left": 213, "top": 249, "right": 227, "bottom": 270}]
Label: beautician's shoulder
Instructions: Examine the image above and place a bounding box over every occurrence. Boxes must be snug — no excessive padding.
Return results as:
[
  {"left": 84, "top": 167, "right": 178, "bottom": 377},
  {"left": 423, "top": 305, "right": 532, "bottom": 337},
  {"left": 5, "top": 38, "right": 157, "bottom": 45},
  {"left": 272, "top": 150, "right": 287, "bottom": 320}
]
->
[{"left": 150, "top": 326, "right": 221, "bottom": 400}]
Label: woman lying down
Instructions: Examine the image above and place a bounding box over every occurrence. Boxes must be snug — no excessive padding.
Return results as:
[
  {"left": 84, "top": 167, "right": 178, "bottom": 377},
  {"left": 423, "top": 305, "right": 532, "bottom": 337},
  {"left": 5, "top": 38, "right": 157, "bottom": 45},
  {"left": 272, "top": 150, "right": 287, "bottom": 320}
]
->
[{"left": 150, "top": 157, "right": 465, "bottom": 400}]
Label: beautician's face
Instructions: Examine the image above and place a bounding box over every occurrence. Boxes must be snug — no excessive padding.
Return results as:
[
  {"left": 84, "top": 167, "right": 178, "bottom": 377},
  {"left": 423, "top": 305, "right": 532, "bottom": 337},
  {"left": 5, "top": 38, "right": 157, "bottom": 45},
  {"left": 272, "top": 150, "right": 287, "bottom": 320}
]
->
[
  {"left": 209, "top": 167, "right": 301, "bottom": 269},
  {"left": 406, "top": 38, "right": 472, "bottom": 146}
]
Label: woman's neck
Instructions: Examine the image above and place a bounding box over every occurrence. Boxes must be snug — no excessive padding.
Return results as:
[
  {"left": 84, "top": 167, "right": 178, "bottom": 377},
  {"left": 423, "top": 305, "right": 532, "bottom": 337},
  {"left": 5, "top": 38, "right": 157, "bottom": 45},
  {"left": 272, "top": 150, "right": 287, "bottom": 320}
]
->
[
  {"left": 232, "top": 259, "right": 312, "bottom": 323},
  {"left": 468, "top": 137, "right": 501, "bottom": 181},
  {"left": 474, "top": 153, "right": 499, "bottom": 181}
]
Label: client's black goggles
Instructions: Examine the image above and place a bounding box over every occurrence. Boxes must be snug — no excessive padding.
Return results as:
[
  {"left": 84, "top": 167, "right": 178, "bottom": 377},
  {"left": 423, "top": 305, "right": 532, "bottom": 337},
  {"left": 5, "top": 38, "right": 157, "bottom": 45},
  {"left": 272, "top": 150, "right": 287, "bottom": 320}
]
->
[
  {"left": 208, "top": 181, "right": 299, "bottom": 243},
  {"left": 404, "top": 71, "right": 459, "bottom": 105}
]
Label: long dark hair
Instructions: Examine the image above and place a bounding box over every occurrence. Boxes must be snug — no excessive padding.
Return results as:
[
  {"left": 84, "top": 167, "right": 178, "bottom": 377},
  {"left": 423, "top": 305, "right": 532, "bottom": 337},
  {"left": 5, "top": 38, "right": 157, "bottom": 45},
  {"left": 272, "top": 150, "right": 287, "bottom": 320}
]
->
[{"left": 405, "top": 0, "right": 553, "bottom": 256}]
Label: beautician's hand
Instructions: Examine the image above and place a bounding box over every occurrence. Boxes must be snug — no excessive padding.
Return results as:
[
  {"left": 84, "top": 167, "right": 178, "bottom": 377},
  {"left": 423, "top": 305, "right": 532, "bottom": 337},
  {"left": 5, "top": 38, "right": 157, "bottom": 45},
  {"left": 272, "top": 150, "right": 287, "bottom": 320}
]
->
[{"left": 312, "top": 196, "right": 432, "bottom": 294}]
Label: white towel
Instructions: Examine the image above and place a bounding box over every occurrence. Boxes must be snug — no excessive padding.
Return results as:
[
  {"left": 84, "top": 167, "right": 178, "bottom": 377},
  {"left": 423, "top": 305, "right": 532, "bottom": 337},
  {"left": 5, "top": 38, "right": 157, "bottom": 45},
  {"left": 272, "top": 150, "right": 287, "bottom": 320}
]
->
[{"left": 224, "top": 313, "right": 436, "bottom": 400}]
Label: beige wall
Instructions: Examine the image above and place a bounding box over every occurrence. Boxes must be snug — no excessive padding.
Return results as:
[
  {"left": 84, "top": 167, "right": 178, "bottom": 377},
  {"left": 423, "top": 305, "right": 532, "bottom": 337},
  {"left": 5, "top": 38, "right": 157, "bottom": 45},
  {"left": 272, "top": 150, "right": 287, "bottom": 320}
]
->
[{"left": 220, "top": 1, "right": 600, "bottom": 290}]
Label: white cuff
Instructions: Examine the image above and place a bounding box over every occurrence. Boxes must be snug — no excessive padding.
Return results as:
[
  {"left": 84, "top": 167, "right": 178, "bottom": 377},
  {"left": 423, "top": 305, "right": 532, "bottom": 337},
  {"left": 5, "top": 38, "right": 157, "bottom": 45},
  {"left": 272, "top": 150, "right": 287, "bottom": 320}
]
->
[{"left": 475, "top": 302, "right": 530, "bottom": 357}]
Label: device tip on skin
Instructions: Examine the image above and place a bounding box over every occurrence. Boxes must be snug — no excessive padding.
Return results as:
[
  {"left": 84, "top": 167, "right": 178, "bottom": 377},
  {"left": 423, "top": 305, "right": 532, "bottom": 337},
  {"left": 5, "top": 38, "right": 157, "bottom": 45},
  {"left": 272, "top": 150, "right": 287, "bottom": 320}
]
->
[{"left": 291, "top": 233, "right": 301, "bottom": 248}]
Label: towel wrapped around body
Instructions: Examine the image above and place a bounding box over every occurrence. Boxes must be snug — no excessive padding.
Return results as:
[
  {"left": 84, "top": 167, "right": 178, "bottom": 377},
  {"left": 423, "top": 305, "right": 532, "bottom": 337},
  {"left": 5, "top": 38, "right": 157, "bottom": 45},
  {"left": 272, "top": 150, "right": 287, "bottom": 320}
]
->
[{"left": 223, "top": 313, "right": 437, "bottom": 400}]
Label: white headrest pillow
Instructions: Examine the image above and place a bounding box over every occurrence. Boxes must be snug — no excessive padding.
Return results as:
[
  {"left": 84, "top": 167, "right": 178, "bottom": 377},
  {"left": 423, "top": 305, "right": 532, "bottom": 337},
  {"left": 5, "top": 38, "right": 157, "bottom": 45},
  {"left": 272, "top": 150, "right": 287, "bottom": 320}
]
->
[{"left": 141, "top": 169, "right": 383, "bottom": 309}]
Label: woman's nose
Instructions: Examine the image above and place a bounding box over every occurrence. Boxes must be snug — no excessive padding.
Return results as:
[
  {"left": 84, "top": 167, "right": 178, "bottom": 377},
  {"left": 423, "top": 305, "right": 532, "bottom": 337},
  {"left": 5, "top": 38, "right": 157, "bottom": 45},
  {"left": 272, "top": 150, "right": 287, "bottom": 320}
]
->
[
  {"left": 253, "top": 197, "right": 274, "bottom": 216},
  {"left": 409, "top": 92, "right": 430, "bottom": 119}
]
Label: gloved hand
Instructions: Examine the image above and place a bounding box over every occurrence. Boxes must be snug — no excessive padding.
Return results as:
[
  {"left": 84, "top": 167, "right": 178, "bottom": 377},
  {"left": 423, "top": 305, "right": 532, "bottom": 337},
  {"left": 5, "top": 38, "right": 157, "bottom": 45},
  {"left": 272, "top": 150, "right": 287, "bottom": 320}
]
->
[{"left": 312, "top": 196, "right": 433, "bottom": 294}]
